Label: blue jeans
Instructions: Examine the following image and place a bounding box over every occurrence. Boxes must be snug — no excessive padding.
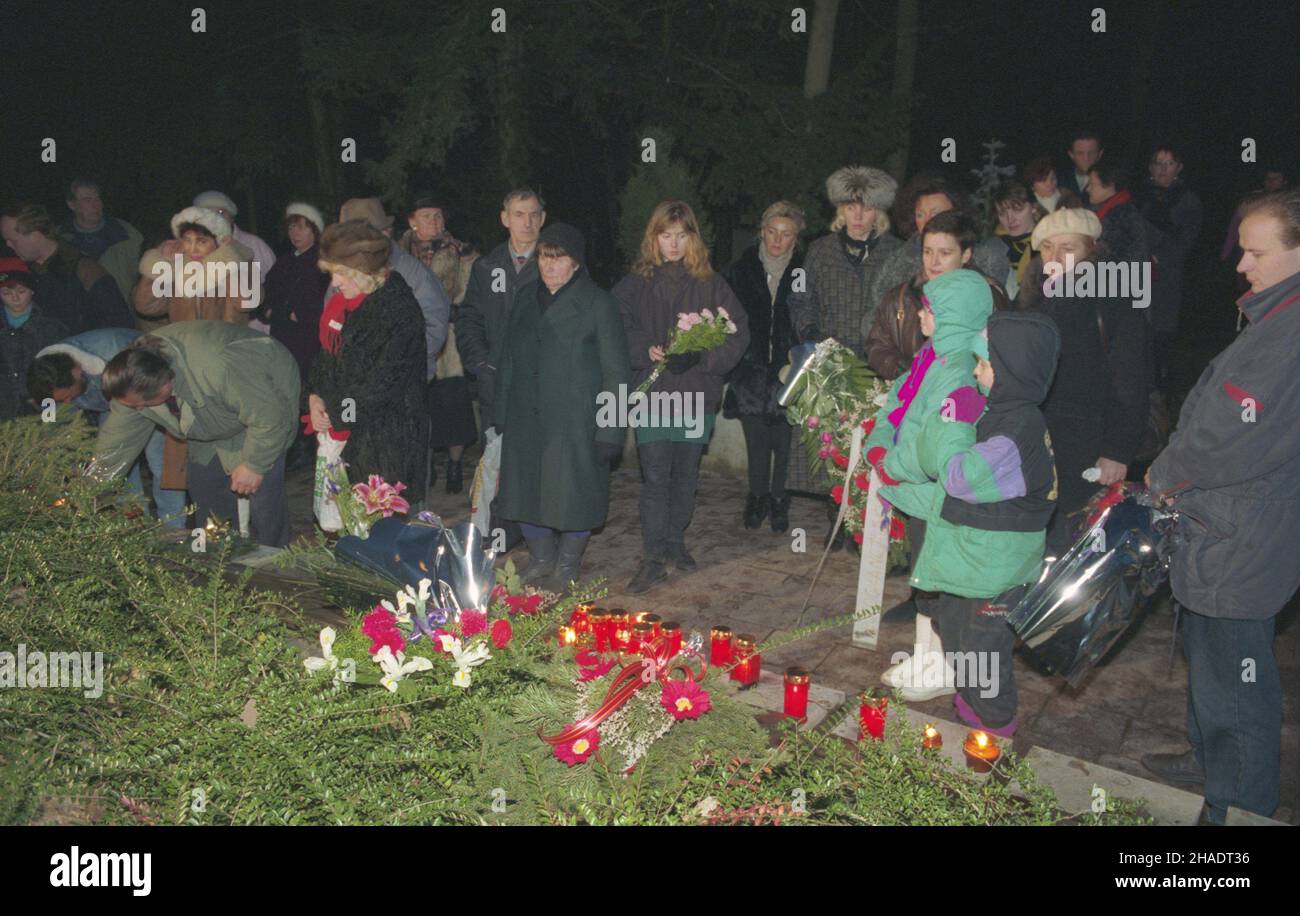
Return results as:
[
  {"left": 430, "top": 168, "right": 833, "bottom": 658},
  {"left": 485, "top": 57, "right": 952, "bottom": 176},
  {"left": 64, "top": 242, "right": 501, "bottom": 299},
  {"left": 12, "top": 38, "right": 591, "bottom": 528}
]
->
[
  {"left": 124, "top": 429, "right": 187, "bottom": 529},
  {"left": 1181, "top": 609, "right": 1281, "bottom": 822}
]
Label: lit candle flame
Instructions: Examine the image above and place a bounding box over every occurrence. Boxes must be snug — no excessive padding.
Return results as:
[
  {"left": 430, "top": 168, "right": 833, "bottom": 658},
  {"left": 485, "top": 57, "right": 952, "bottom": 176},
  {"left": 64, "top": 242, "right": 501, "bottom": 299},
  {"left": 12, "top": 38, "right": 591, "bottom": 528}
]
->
[
  {"left": 974, "top": 731, "right": 989, "bottom": 749},
  {"left": 924, "top": 725, "right": 938, "bottom": 739}
]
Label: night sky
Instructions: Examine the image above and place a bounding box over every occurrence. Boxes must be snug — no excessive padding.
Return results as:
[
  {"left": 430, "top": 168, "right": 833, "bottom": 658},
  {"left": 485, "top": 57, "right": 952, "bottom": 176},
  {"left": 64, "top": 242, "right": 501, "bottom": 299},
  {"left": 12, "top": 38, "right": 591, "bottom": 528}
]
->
[{"left": 6, "top": 0, "right": 1297, "bottom": 274}]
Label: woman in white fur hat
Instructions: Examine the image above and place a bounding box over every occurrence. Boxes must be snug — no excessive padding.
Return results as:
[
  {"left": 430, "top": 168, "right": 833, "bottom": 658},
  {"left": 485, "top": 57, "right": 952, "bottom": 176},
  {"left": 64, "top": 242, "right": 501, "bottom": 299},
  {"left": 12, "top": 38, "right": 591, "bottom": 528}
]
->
[{"left": 132, "top": 205, "right": 255, "bottom": 325}]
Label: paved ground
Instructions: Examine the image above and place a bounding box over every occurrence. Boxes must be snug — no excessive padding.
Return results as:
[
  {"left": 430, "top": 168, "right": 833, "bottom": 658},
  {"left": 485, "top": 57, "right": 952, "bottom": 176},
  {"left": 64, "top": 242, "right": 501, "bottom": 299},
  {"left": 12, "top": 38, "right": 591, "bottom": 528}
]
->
[{"left": 281, "top": 447, "right": 1299, "bottom": 824}]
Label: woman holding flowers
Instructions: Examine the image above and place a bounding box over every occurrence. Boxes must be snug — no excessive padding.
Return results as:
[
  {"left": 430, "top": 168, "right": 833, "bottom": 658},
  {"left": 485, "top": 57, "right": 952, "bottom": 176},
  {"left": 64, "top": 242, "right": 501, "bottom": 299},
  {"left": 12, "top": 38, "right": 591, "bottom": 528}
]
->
[
  {"left": 308, "top": 220, "right": 429, "bottom": 501},
  {"left": 616, "top": 201, "right": 749, "bottom": 594}
]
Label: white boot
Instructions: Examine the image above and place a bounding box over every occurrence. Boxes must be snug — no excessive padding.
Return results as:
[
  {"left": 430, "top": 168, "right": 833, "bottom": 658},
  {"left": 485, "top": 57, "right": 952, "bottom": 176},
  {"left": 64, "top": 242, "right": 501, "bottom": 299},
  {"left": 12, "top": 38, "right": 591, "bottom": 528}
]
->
[
  {"left": 881, "top": 612, "right": 931, "bottom": 687},
  {"left": 881, "top": 615, "right": 957, "bottom": 701}
]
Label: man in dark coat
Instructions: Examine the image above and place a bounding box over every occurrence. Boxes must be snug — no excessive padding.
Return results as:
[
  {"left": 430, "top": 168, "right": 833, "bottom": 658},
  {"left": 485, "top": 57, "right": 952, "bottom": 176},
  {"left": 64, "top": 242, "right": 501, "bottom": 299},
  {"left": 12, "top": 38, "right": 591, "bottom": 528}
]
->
[
  {"left": 1135, "top": 145, "right": 1204, "bottom": 386},
  {"left": 1, "top": 204, "right": 133, "bottom": 334},
  {"left": 493, "top": 223, "right": 630, "bottom": 591},
  {"left": 1142, "top": 190, "right": 1300, "bottom": 825},
  {"left": 457, "top": 188, "right": 545, "bottom": 540},
  {"left": 0, "top": 258, "right": 68, "bottom": 420}
]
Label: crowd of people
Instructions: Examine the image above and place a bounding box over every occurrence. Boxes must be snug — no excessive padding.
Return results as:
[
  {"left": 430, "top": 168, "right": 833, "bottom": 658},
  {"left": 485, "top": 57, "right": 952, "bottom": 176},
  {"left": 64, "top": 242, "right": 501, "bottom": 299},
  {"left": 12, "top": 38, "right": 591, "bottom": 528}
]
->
[{"left": 0, "top": 128, "right": 1296, "bottom": 825}]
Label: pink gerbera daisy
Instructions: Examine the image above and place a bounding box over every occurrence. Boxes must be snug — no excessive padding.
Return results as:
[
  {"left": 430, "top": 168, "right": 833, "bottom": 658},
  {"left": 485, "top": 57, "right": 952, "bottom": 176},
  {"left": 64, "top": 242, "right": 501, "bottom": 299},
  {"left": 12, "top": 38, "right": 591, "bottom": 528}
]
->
[
  {"left": 554, "top": 729, "right": 599, "bottom": 766},
  {"left": 660, "top": 679, "right": 711, "bottom": 720}
]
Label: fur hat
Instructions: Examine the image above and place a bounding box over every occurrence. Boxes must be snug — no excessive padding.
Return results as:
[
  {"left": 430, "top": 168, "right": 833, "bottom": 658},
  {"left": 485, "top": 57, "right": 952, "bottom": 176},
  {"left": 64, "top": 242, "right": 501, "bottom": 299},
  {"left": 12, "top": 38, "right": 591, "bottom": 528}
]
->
[
  {"left": 318, "top": 219, "right": 391, "bottom": 278},
  {"left": 1031, "top": 206, "right": 1102, "bottom": 250},
  {"left": 284, "top": 202, "right": 325, "bottom": 234},
  {"left": 826, "top": 166, "right": 898, "bottom": 210},
  {"left": 193, "top": 190, "right": 237, "bottom": 217},
  {"left": 170, "top": 206, "right": 232, "bottom": 241},
  {"left": 339, "top": 197, "right": 394, "bottom": 232}
]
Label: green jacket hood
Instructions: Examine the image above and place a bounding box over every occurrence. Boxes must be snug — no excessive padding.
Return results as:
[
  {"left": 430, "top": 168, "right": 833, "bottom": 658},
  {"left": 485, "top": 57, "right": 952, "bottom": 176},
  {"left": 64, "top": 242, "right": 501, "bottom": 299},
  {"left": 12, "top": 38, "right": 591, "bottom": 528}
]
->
[{"left": 921, "top": 270, "right": 993, "bottom": 357}]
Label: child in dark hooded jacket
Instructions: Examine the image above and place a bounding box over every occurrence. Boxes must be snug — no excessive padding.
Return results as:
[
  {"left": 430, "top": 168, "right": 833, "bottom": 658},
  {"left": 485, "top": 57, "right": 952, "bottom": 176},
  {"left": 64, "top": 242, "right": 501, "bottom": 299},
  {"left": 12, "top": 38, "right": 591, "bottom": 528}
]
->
[{"left": 907, "top": 309, "right": 1061, "bottom": 735}]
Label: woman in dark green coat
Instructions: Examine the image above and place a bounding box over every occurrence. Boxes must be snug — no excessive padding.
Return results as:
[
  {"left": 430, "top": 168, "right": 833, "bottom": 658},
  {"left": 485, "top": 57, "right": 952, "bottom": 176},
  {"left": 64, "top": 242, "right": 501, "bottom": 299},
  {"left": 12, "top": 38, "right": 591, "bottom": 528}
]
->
[{"left": 493, "top": 223, "right": 630, "bottom": 592}]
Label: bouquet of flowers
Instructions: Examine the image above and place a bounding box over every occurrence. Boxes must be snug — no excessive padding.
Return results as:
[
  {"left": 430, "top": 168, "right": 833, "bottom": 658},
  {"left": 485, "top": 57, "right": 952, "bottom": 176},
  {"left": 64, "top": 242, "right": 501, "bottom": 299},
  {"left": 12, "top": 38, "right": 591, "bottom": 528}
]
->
[
  {"left": 634, "top": 307, "right": 739, "bottom": 395},
  {"left": 779, "top": 339, "right": 905, "bottom": 559},
  {"left": 323, "top": 467, "right": 410, "bottom": 538},
  {"left": 544, "top": 633, "right": 712, "bottom": 771}
]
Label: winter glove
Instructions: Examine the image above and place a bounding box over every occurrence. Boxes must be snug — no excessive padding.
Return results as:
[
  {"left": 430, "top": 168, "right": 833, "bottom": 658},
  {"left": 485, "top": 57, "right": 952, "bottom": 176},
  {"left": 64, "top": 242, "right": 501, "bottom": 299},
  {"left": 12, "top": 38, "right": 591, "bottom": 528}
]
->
[
  {"left": 666, "top": 351, "right": 702, "bottom": 374},
  {"left": 942, "top": 386, "right": 988, "bottom": 424},
  {"left": 596, "top": 441, "right": 623, "bottom": 466},
  {"left": 865, "top": 446, "right": 900, "bottom": 486}
]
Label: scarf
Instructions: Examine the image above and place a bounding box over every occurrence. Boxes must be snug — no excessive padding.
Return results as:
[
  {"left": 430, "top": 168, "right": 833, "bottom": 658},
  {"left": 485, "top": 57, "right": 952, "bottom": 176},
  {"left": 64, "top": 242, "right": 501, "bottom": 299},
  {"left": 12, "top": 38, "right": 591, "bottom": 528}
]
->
[
  {"left": 758, "top": 245, "right": 793, "bottom": 303},
  {"left": 319, "top": 290, "right": 366, "bottom": 354},
  {"left": 1094, "top": 189, "right": 1133, "bottom": 222},
  {"left": 4, "top": 306, "right": 33, "bottom": 329},
  {"left": 838, "top": 228, "right": 871, "bottom": 264},
  {"left": 1035, "top": 190, "right": 1061, "bottom": 213},
  {"left": 887, "top": 339, "right": 937, "bottom": 439}
]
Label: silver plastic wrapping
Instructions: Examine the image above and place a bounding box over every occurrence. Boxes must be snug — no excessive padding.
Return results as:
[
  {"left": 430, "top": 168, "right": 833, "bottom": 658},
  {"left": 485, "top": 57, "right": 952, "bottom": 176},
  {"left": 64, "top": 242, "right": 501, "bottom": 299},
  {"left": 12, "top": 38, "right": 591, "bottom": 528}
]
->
[{"left": 1007, "top": 494, "right": 1177, "bottom": 687}]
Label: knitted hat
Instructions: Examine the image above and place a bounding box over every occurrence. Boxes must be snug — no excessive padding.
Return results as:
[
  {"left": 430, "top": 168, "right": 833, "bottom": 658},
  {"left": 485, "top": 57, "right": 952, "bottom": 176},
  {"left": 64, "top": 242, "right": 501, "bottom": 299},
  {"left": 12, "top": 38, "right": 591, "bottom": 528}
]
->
[
  {"left": 537, "top": 222, "right": 586, "bottom": 268},
  {"left": 318, "top": 219, "right": 391, "bottom": 277},
  {"left": 339, "top": 197, "right": 394, "bottom": 232},
  {"left": 193, "top": 190, "right": 238, "bottom": 216},
  {"left": 1030, "top": 206, "right": 1102, "bottom": 250},
  {"left": 826, "top": 166, "right": 898, "bottom": 210},
  {"left": 170, "top": 206, "right": 233, "bottom": 241},
  {"left": 284, "top": 202, "right": 325, "bottom": 234},
  {"left": 0, "top": 256, "right": 36, "bottom": 291}
]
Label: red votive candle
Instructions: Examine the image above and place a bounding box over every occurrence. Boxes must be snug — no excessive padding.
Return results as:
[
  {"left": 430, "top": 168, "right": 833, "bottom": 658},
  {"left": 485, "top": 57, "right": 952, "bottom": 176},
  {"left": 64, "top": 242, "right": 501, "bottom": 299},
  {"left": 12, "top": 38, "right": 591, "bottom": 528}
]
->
[
  {"left": 662, "top": 622, "right": 682, "bottom": 655},
  {"left": 963, "top": 730, "right": 1001, "bottom": 773},
  {"left": 784, "top": 668, "right": 811, "bottom": 720},
  {"left": 922, "top": 723, "right": 943, "bottom": 750},
  {"left": 610, "top": 610, "right": 631, "bottom": 651},
  {"left": 588, "top": 609, "right": 611, "bottom": 652},
  {"left": 641, "top": 614, "right": 662, "bottom": 638},
  {"left": 730, "top": 634, "right": 761, "bottom": 687},
  {"left": 570, "top": 603, "right": 593, "bottom": 636},
  {"left": 859, "top": 689, "right": 888, "bottom": 740},
  {"left": 630, "top": 622, "right": 654, "bottom": 654},
  {"left": 710, "top": 626, "right": 733, "bottom": 666}
]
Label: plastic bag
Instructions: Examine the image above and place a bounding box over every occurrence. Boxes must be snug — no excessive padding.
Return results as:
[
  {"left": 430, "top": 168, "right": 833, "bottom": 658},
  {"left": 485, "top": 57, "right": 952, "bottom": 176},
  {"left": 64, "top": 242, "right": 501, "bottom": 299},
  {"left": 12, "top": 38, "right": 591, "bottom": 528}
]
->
[{"left": 313, "top": 433, "right": 347, "bottom": 532}]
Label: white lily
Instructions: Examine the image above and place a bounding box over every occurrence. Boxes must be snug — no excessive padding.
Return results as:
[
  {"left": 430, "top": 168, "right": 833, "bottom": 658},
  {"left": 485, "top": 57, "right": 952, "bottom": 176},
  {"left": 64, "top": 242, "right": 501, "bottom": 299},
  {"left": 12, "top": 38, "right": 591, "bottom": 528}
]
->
[
  {"left": 438, "top": 634, "right": 491, "bottom": 689},
  {"left": 393, "top": 578, "right": 434, "bottom": 625},
  {"left": 373, "top": 645, "right": 434, "bottom": 693},
  {"left": 303, "top": 627, "right": 340, "bottom": 676}
]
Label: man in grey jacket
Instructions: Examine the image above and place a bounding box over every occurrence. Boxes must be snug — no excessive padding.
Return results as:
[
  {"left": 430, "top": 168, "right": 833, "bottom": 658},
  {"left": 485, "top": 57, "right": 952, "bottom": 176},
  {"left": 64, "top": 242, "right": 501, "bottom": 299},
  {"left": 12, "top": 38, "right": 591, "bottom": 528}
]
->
[
  {"left": 457, "top": 188, "right": 545, "bottom": 539},
  {"left": 1143, "top": 188, "right": 1300, "bottom": 824}
]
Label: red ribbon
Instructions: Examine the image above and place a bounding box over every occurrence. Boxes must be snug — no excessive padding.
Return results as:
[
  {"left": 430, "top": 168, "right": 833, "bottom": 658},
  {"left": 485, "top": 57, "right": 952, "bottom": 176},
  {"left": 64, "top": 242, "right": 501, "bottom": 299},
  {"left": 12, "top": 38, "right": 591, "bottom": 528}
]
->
[{"left": 540, "top": 637, "right": 708, "bottom": 746}]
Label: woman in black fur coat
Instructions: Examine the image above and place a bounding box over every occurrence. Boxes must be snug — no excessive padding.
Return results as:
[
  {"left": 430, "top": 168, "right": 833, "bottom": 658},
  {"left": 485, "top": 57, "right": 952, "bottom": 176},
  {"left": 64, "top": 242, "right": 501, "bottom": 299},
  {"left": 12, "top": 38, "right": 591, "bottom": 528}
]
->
[{"left": 308, "top": 220, "right": 430, "bottom": 499}]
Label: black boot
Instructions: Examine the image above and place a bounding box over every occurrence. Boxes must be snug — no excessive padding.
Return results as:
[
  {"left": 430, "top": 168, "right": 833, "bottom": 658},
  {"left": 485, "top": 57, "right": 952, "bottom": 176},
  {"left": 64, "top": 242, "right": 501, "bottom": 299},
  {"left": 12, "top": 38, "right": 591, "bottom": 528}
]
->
[
  {"left": 520, "top": 530, "right": 559, "bottom": 586},
  {"left": 769, "top": 496, "right": 790, "bottom": 533},
  {"left": 626, "top": 559, "right": 668, "bottom": 594},
  {"left": 743, "top": 493, "right": 769, "bottom": 529},
  {"left": 445, "top": 456, "right": 463, "bottom": 494},
  {"left": 544, "top": 532, "right": 590, "bottom": 594},
  {"left": 669, "top": 544, "right": 697, "bottom": 573}
]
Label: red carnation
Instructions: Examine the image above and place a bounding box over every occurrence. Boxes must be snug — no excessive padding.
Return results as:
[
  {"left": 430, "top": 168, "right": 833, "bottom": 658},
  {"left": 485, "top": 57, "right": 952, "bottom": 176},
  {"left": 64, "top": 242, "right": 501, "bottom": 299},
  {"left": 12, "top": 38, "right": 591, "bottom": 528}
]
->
[
  {"left": 860, "top": 417, "right": 876, "bottom": 435},
  {"left": 490, "top": 618, "right": 513, "bottom": 649},
  {"left": 890, "top": 515, "right": 907, "bottom": 541},
  {"left": 834, "top": 452, "right": 850, "bottom": 469},
  {"left": 459, "top": 609, "right": 488, "bottom": 637},
  {"left": 854, "top": 531, "right": 864, "bottom": 545},
  {"left": 830, "top": 484, "right": 844, "bottom": 504},
  {"left": 854, "top": 473, "right": 870, "bottom": 490},
  {"left": 362, "top": 606, "right": 406, "bottom": 656}
]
